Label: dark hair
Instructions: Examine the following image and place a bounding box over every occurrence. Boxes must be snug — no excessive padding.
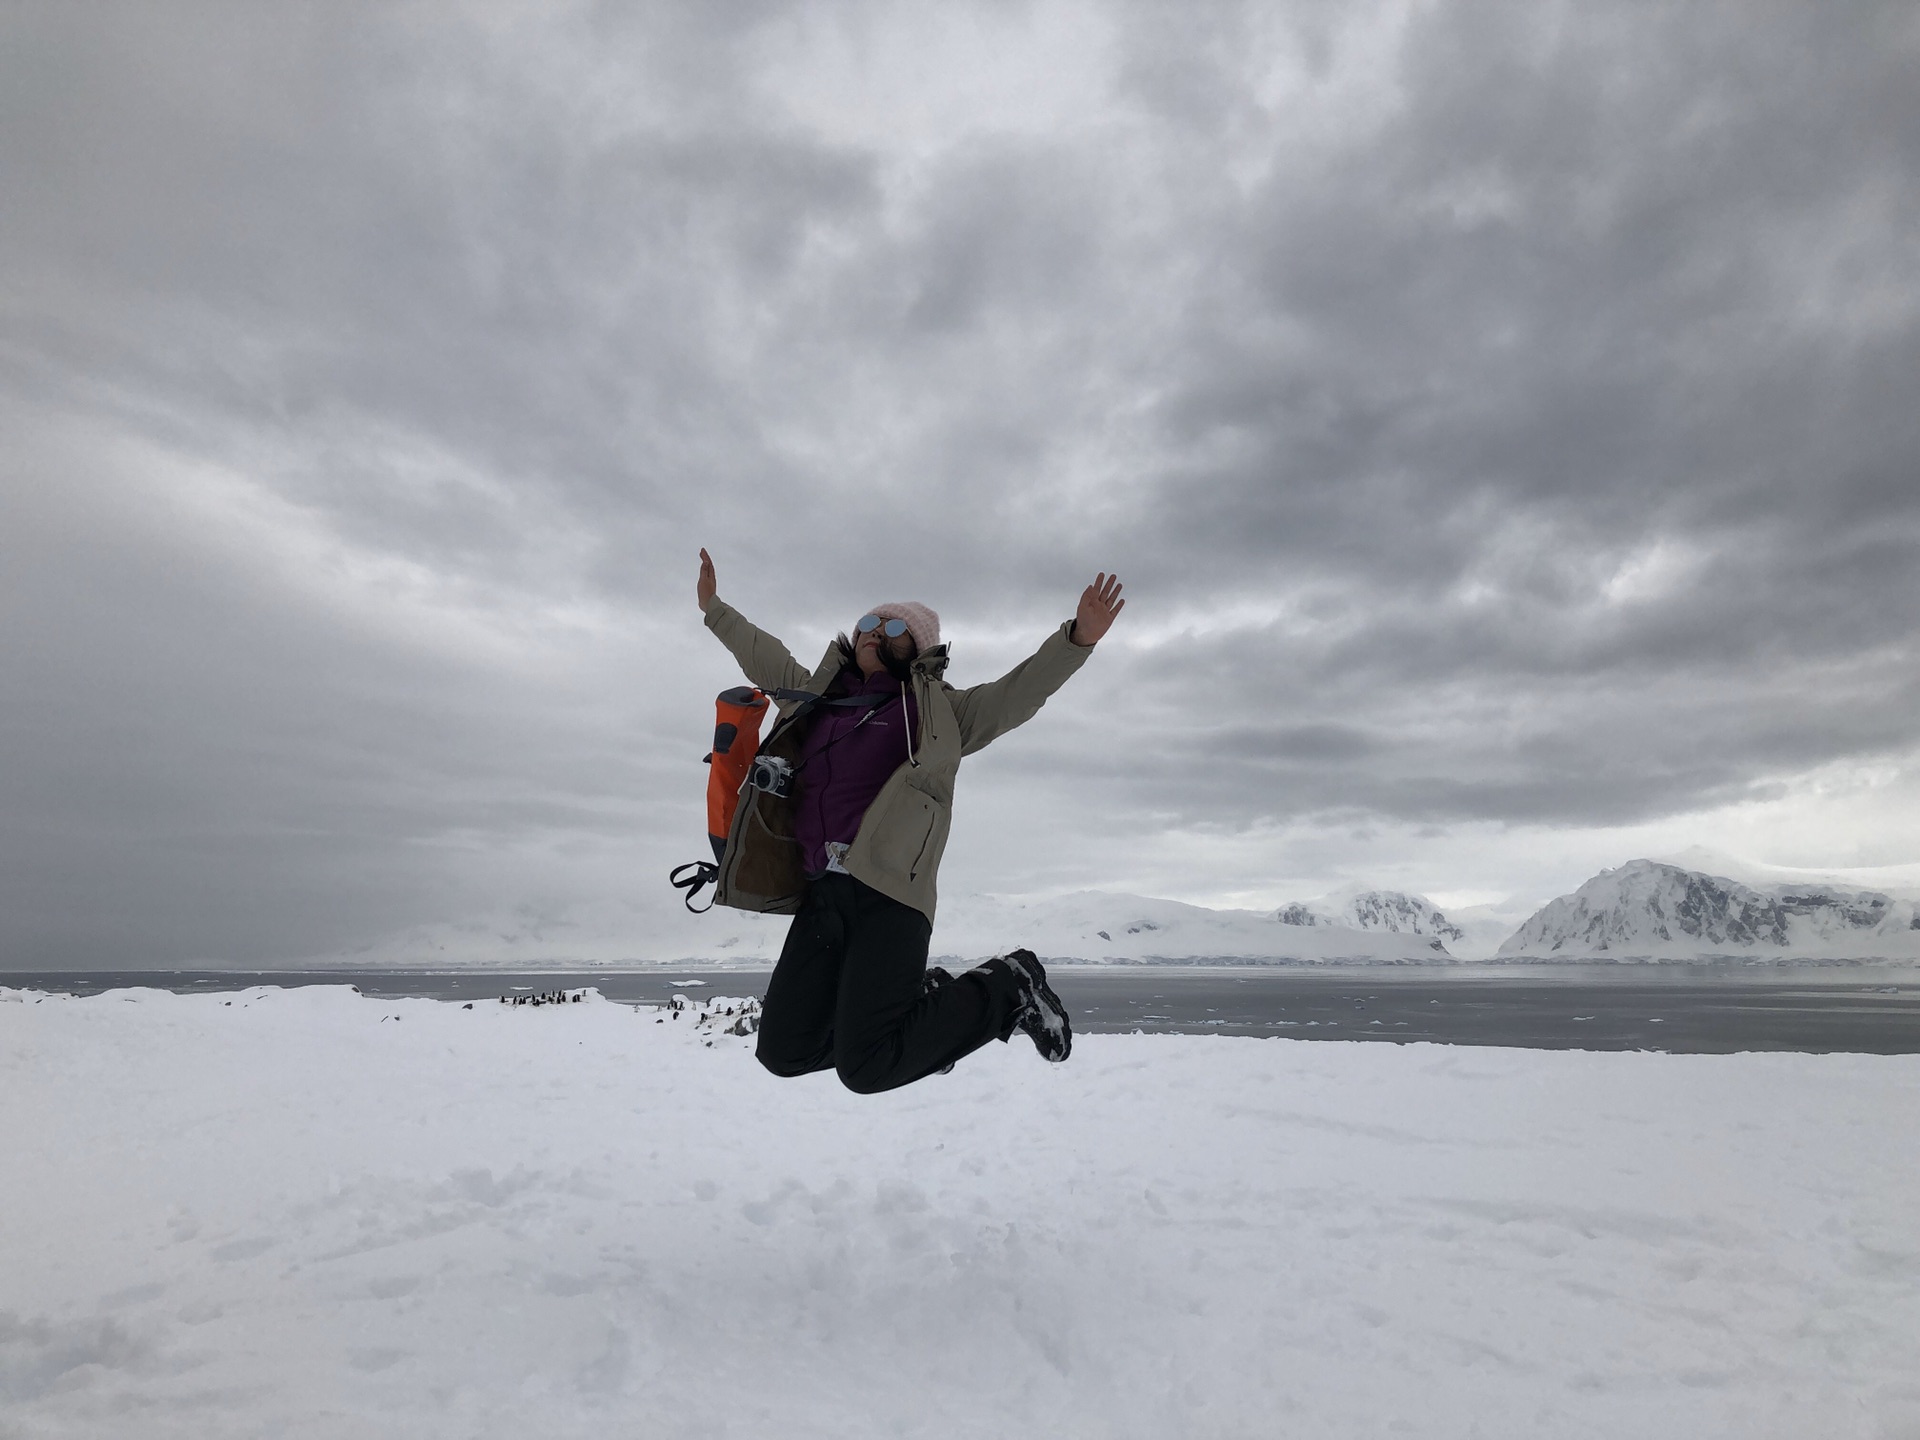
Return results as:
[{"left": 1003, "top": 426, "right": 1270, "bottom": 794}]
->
[
  {"left": 882, "top": 646, "right": 918, "bottom": 682},
  {"left": 836, "top": 630, "right": 918, "bottom": 682}
]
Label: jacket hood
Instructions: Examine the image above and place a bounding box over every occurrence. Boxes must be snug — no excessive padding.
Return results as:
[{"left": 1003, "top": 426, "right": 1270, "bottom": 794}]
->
[
  {"left": 911, "top": 643, "right": 951, "bottom": 682},
  {"left": 822, "top": 637, "right": 949, "bottom": 684}
]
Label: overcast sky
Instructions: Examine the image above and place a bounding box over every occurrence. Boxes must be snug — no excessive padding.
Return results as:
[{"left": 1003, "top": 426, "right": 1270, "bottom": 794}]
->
[{"left": 4, "top": 0, "right": 1919, "bottom": 967}]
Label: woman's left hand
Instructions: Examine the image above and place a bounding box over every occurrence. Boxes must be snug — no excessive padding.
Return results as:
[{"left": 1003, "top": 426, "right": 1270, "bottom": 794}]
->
[{"left": 1072, "top": 572, "right": 1125, "bottom": 646}]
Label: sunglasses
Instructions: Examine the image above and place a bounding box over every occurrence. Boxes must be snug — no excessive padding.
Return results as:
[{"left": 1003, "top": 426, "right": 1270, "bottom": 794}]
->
[{"left": 857, "top": 614, "right": 910, "bottom": 639}]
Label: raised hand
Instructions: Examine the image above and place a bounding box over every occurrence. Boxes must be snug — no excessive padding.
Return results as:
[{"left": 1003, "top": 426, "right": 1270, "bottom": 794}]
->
[
  {"left": 1072, "top": 572, "right": 1125, "bottom": 646},
  {"left": 696, "top": 547, "right": 717, "bottom": 611}
]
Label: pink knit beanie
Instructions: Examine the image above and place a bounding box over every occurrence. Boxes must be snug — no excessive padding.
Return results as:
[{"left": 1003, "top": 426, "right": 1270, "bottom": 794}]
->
[{"left": 865, "top": 601, "right": 941, "bottom": 653}]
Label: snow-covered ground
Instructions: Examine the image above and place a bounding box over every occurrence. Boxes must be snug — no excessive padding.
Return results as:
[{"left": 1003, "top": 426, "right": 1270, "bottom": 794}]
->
[{"left": 6, "top": 986, "right": 1919, "bottom": 1439}]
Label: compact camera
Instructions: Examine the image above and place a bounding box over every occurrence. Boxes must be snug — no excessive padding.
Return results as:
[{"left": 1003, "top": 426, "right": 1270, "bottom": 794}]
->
[{"left": 749, "top": 754, "right": 796, "bottom": 798}]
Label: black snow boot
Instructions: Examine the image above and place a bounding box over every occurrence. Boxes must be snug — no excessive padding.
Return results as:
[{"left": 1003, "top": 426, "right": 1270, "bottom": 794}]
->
[{"left": 998, "top": 949, "right": 1072, "bottom": 1062}]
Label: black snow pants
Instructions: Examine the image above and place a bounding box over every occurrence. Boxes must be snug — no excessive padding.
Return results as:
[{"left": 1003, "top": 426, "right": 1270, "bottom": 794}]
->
[{"left": 756, "top": 873, "right": 1023, "bottom": 1093}]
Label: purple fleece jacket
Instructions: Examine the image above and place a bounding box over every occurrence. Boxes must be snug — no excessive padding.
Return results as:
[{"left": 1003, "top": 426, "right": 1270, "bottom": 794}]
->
[{"left": 792, "top": 666, "right": 920, "bottom": 878}]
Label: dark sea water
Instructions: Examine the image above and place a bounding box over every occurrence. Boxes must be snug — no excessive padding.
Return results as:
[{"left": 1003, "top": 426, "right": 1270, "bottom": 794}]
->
[{"left": 9, "top": 964, "right": 1920, "bottom": 1054}]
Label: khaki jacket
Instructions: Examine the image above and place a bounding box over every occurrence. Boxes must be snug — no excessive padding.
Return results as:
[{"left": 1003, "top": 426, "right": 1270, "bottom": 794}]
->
[{"left": 701, "top": 596, "right": 1093, "bottom": 921}]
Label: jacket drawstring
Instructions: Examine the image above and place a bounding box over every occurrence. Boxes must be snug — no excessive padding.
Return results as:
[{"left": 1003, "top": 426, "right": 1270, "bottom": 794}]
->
[{"left": 902, "top": 682, "right": 919, "bottom": 767}]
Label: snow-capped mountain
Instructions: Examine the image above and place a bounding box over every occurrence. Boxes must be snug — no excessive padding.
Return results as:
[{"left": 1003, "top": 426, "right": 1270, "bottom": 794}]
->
[
  {"left": 295, "top": 853, "right": 1920, "bottom": 970},
  {"left": 307, "top": 888, "right": 1482, "bottom": 969},
  {"left": 1270, "top": 885, "right": 1537, "bottom": 960},
  {"left": 933, "top": 889, "right": 1454, "bottom": 965},
  {"left": 1653, "top": 846, "right": 1920, "bottom": 896},
  {"left": 1499, "top": 858, "right": 1920, "bottom": 960},
  {"left": 1277, "top": 886, "right": 1465, "bottom": 945}
]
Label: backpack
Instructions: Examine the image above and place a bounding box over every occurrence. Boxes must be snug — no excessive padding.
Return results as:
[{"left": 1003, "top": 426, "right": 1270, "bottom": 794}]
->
[{"left": 668, "top": 686, "right": 769, "bottom": 913}]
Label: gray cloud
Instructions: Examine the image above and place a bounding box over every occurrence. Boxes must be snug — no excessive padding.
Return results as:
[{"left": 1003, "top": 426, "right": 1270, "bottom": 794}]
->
[{"left": 3, "top": 0, "right": 1918, "bottom": 965}]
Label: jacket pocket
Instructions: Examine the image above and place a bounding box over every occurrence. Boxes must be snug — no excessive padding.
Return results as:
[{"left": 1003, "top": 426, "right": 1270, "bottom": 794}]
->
[
  {"left": 726, "top": 791, "right": 805, "bottom": 910},
  {"left": 872, "top": 790, "right": 938, "bottom": 881},
  {"left": 909, "top": 802, "right": 949, "bottom": 882}
]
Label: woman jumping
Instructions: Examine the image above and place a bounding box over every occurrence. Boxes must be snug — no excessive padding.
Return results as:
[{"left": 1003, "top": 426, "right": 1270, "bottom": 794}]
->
[{"left": 695, "top": 548, "right": 1124, "bottom": 1093}]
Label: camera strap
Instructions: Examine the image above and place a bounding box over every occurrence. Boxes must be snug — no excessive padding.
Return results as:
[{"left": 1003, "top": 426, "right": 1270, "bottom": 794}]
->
[
  {"left": 790, "top": 690, "right": 891, "bottom": 769},
  {"left": 669, "top": 859, "right": 719, "bottom": 913},
  {"left": 766, "top": 687, "right": 891, "bottom": 715}
]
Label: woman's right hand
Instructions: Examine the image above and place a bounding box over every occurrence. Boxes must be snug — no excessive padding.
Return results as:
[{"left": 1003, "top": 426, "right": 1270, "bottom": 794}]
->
[{"left": 696, "top": 547, "right": 717, "bottom": 611}]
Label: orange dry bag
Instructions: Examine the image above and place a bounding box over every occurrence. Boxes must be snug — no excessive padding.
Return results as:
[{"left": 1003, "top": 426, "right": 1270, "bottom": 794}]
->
[
  {"left": 670, "top": 686, "right": 770, "bottom": 913},
  {"left": 705, "top": 686, "right": 769, "bottom": 859}
]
